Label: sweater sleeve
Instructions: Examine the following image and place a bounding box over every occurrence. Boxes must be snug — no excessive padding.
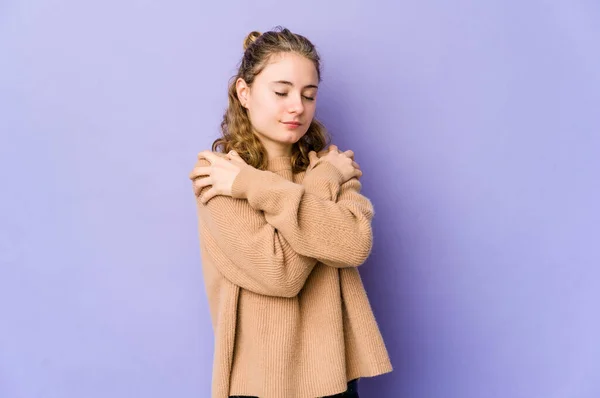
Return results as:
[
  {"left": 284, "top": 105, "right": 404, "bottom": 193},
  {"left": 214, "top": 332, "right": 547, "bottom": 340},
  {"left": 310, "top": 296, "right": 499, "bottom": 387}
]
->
[
  {"left": 231, "top": 160, "right": 374, "bottom": 269},
  {"left": 300, "top": 159, "right": 371, "bottom": 268},
  {"left": 301, "top": 157, "right": 345, "bottom": 200},
  {"left": 192, "top": 158, "right": 317, "bottom": 298}
]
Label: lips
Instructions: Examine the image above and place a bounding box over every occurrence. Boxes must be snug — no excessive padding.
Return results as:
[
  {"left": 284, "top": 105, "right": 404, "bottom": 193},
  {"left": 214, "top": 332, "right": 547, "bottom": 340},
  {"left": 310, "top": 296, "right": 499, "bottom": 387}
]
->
[{"left": 282, "top": 121, "right": 301, "bottom": 126}]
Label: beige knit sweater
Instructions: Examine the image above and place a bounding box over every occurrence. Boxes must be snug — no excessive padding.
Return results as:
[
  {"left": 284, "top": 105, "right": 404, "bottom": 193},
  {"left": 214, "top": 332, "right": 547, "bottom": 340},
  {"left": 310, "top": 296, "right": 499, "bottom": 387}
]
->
[{"left": 191, "top": 153, "right": 392, "bottom": 398}]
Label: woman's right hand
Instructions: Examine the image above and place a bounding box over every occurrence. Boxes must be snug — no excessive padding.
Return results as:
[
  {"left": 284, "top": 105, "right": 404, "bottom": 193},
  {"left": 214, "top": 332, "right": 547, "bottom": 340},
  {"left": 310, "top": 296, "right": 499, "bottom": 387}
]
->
[{"left": 311, "top": 145, "right": 362, "bottom": 182}]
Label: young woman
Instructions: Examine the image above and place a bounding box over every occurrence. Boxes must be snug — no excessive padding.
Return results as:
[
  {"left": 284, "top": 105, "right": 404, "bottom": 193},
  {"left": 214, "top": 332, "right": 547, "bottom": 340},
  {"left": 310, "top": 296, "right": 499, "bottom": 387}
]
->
[{"left": 189, "top": 27, "right": 392, "bottom": 398}]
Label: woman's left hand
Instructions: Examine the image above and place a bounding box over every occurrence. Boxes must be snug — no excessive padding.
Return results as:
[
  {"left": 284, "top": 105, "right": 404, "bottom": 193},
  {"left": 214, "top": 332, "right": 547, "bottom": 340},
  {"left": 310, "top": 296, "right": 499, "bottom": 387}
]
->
[
  {"left": 190, "top": 150, "right": 249, "bottom": 204},
  {"left": 309, "top": 145, "right": 361, "bottom": 177}
]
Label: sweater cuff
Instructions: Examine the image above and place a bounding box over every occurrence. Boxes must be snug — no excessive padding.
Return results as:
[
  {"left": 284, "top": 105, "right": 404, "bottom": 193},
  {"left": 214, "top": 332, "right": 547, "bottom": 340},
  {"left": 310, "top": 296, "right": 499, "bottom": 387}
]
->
[
  {"left": 307, "top": 159, "right": 346, "bottom": 185},
  {"left": 231, "top": 166, "right": 264, "bottom": 199},
  {"left": 302, "top": 160, "right": 345, "bottom": 201}
]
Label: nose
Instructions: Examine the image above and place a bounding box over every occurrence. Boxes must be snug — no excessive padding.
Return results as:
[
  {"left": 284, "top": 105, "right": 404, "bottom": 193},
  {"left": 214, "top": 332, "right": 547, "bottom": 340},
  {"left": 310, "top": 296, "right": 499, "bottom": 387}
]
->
[{"left": 288, "top": 94, "right": 304, "bottom": 114}]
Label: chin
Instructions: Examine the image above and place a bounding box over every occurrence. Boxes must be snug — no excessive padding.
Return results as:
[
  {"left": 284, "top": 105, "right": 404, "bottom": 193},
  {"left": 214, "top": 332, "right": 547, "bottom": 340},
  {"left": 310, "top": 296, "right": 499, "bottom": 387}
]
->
[{"left": 278, "top": 131, "right": 304, "bottom": 144}]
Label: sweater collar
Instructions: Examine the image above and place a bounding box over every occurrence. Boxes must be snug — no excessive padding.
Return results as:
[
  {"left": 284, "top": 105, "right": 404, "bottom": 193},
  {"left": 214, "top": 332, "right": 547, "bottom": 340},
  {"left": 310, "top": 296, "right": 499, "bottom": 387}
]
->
[{"left": 267, "top": 156, "right": 292, "bottom": 172}]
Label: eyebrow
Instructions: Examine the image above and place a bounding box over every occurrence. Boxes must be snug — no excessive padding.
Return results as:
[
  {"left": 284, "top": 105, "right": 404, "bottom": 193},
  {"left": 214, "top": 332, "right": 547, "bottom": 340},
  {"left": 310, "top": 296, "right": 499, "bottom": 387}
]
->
[{"left": 271, "top": 80, "right": 319, "bottom": 89}]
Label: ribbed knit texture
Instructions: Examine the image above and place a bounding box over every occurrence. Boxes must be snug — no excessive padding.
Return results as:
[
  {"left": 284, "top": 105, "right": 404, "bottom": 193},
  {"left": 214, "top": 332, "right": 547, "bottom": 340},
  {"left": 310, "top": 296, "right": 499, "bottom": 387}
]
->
[{"left": 191, "top": 153, "right": 392, "bottom": 398}]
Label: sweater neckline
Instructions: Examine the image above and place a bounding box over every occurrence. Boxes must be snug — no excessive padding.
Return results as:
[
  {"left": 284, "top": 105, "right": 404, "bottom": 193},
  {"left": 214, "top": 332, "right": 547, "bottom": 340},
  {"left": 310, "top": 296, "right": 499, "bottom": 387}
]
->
[{"left": 267, "top": 156, "right": 292, "bottom": 172}]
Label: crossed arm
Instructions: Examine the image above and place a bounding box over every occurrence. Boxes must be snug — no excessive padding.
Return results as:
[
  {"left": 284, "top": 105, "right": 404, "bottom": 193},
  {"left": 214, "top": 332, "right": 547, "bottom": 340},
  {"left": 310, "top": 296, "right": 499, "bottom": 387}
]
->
[{"left": 191, "top": 155, "right": 374, "bottom": 298}]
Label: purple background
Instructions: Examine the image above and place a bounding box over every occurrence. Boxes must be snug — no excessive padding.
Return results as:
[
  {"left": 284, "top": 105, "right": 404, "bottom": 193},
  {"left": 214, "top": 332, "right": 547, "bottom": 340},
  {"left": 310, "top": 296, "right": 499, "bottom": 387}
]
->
[{"left": 1, "top": 1, "right": 599, "bottom": 397}]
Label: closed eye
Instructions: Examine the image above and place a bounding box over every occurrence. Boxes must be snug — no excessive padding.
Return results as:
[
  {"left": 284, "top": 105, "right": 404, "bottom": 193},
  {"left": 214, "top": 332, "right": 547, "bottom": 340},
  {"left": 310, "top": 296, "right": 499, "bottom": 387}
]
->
[{"left": 275, "top": 92, "right": 315, "bottom": 101}]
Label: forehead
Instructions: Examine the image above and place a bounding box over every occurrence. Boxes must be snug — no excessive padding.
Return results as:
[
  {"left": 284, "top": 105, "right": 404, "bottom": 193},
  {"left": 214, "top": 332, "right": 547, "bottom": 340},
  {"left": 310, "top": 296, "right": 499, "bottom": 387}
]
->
[{"left": 256, "top": 52, "right": 318, "bottom": 86}]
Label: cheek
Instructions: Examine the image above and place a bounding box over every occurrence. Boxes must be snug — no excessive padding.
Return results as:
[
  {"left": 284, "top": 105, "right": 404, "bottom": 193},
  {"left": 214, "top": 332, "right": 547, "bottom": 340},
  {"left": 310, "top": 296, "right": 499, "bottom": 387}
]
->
[
  {"left": 254, "top": 93, "right": 281, "bottom": 119},
  {"left": 307, "top": 101, "right": 317, "bottom": 115},
  {"left": 249, "top": 103, "right": 284, "bottom": 133}
]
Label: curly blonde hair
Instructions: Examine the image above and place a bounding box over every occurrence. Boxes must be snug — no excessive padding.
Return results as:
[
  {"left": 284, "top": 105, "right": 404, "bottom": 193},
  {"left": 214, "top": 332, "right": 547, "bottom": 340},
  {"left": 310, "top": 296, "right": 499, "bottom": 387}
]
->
[{"left": 212, "top": 26, "right": 330, "bottom": 173}]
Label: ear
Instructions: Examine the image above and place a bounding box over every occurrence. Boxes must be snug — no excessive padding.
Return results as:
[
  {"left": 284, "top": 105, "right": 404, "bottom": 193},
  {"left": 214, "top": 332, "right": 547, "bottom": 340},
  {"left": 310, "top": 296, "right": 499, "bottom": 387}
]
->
[{"left": 236, "top": 78, "right": 250, "bottom": 109}]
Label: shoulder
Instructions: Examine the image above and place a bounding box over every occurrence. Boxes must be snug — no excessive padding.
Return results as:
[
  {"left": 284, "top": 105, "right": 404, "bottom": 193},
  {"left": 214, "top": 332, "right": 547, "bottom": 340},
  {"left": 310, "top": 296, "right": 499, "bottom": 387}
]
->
[{"left": 192, "top": 150, "right": 228, "bottom": 168}]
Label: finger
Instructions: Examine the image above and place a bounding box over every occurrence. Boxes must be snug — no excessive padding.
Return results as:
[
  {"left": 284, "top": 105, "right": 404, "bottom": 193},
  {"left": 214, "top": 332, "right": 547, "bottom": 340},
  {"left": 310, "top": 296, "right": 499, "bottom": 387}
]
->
[
  {"left": 200, "top": 187, "right": 218, "bottom": 204},
  {"left": 189, "top": 166, "right": 211, "bottom": 180},
  {"left": 193, "top": 178, "right": 212, "bottom": 197},
  {"left": 328, "top": 145, "right": 339, "bottom": 152},
  {"left": 317, "top": 149, "right": 329, "bottom": 158},
  {"left": 197, "top": 150, "right": 219, "bottom": 163},
  {"left": 193, "top": 177, "right": 212, "bottom": 196},
  {"left": 308, "top": 150, "right": 319, "bottom": 164},
  {"left": 227, "top": 150, "right": 247, "bottom": 164},
  {"left": 352, "top": 161, "right": 360, "bottom": 170},
  {"left": 353, "top": 168, "right": 363, "bottom": 180},
  {"left": 343, "top": 150, "right": 354, "bottom": 160}
]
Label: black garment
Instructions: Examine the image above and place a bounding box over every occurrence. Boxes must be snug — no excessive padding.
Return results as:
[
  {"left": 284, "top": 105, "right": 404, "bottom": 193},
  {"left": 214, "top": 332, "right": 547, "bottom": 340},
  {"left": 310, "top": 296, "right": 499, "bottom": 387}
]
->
[{"left": 230, "top": 378, "right": 359, "bottom": 398}]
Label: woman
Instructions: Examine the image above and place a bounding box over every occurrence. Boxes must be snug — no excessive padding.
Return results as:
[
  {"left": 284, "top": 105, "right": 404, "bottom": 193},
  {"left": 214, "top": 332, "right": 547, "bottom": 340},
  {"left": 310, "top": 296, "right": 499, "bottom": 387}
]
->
[{"left": 189, "top": 27, "right": 392, "bottom": 398}]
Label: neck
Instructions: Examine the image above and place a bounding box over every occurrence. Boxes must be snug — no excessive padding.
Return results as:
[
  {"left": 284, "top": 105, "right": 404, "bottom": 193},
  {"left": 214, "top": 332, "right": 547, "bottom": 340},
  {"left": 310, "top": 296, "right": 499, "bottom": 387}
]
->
[
  {"left": 253, "top": 130, "right": 294, "bottom": 160},
  {"left": 265, "top": 145, "right": 293, "bottom": 160}
]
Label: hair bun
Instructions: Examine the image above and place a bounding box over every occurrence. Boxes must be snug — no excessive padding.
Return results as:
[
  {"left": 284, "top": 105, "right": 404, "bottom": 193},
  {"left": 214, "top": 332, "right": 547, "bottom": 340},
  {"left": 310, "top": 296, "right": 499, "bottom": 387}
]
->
[{"left": 243, "top": 31, "right": 262, "bottom": 51}]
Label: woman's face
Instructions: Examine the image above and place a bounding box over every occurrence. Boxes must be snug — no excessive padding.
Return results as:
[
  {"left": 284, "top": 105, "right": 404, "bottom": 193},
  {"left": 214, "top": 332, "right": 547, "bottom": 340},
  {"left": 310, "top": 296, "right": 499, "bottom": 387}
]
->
[{"left": 237, "top": 52, "right": 319, "bottom": 157}]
